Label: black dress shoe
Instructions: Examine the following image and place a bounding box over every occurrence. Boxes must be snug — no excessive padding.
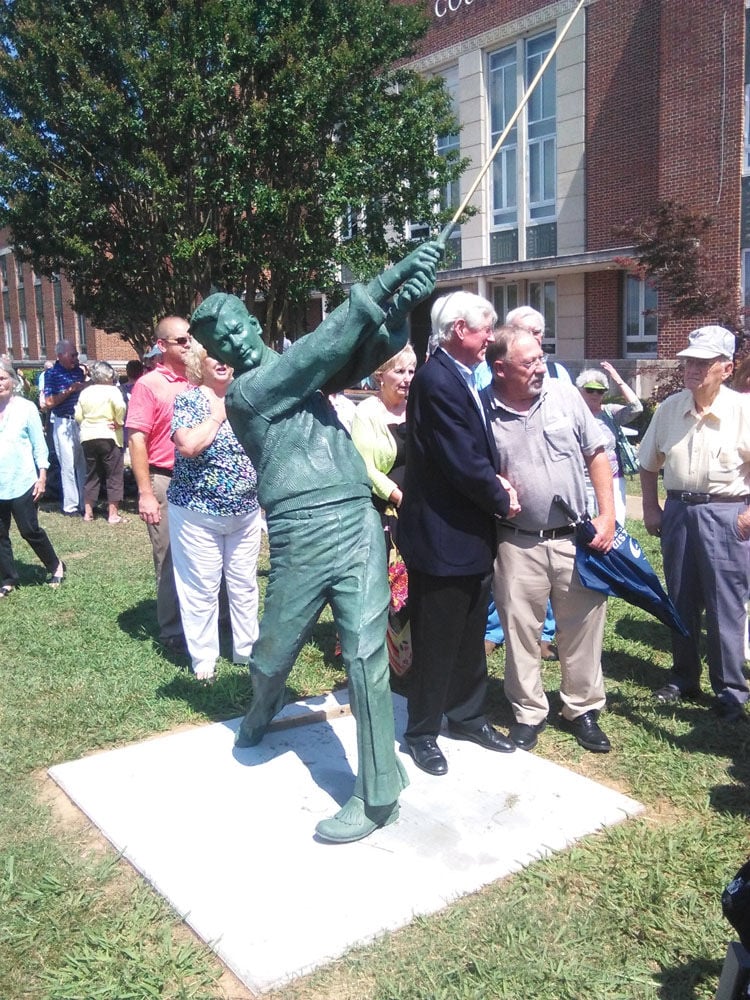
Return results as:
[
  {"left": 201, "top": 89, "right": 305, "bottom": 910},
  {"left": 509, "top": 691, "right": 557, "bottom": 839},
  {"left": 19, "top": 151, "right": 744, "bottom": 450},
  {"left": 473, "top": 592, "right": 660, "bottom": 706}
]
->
[
  {"left": 509, "top": 719, "right": 547, "bottom": 751},
  {"left": 567, "top": 711, "right": 611, "bottom": 753},
  {"left": 406, "top": 736, "right": 448, "bottom": 776},
  {"left": 446, "top": 720, "right": 515, "bottom": 753}
]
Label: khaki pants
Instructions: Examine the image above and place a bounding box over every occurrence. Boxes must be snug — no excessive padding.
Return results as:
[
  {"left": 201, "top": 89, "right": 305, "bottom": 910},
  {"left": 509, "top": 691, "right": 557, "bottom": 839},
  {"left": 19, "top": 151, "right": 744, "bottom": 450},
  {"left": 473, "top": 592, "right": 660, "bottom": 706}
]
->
[
  {"left": 145, "top": 472, "right": 182, "bottom": 642},
  {"left": 494, "top": 529, "right": 607, "bottom": 726}
]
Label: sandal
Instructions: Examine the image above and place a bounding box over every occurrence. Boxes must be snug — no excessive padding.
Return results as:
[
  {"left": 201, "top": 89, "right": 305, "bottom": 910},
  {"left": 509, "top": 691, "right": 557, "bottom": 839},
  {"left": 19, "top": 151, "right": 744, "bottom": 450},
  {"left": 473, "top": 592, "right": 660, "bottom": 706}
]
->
[
  {"left": 0, "top": 584, "right": 16, "bottom": 598},
  {"left": 48, "top": 562, "right": 66, "bottom": 589},
  {"left": 107, "top": 516, "right": 129, "bottom": 525}
]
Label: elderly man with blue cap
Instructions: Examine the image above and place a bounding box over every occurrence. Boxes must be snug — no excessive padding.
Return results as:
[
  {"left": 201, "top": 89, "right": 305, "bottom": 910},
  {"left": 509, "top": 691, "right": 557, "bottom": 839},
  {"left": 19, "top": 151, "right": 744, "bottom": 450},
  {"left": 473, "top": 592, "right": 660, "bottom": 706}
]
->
[{"left": 639, "top": 325, "right": 750, "bottom": 720}]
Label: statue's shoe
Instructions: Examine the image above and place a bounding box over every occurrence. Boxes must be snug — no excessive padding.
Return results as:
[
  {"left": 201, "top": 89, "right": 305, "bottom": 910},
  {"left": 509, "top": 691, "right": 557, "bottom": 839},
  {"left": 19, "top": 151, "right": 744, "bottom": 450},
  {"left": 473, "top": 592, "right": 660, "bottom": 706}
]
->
[
  {"left": 315, "top": 795, "right": 400, "bottom": 844},
  {"left": 234, "top": 720, "right": 268, "bottom": 747}
]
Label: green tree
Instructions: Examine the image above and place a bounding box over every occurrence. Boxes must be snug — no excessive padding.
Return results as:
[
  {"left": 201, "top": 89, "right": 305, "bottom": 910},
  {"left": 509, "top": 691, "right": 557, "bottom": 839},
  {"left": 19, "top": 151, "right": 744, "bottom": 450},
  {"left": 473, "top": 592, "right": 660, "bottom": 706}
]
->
[{"left": 0, "top": 0, "right": 463, "bottom": 354}]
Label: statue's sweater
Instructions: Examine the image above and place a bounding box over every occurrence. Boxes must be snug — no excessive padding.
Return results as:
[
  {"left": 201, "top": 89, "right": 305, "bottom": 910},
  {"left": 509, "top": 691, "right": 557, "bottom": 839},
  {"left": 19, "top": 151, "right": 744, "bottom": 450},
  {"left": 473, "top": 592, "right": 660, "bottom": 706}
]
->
[{"left": 226, "top": 284, "right": 404, "bottom": 519}]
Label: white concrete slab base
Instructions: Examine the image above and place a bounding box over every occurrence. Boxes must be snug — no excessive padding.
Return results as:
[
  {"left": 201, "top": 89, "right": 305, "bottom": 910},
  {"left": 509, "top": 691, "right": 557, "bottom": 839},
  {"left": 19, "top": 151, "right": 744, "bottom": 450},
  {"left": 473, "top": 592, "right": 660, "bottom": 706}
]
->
[{"left": 49, "top": 694, "right": 642, "bottom": 995}]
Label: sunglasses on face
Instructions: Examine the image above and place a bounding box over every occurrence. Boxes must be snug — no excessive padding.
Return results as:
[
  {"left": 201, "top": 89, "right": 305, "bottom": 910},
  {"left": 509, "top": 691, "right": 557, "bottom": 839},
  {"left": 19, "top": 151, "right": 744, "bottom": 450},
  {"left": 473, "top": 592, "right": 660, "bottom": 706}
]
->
[
  {"left": 163, "top": 336, "right": 190, "bottom": 346},
  {"left": 584, "top": 387, "right": 606, "bottom": 395}
]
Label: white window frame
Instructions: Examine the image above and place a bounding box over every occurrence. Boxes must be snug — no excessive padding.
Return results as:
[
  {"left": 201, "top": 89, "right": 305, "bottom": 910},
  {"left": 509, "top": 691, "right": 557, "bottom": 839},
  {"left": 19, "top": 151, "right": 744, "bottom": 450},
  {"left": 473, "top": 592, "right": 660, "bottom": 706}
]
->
[
  {"left": 76, "top": 312, "right": 88, "bottom": 355},
  {"left": 34, "top": 274, "right": 46, "bottom": 352},
  {"left": 492, "top": 283, "right": 519, "bottom": 323},
  {"left": 623, "top": 275, "right": 658, "bottom": 358},
  {"left": 528, "top": 279, "right": 557, "bottom": 353},
  {"left": 488, "top": 30, "right": 557, "bottom": 255}
]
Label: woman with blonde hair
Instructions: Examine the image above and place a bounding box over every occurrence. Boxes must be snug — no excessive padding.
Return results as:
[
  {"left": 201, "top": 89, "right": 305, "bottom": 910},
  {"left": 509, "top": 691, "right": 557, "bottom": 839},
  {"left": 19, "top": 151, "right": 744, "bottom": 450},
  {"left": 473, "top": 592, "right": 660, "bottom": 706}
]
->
[
  {"left": 74, "top": 360, "right": 127, "bottom": 523},
  {"left": 167, "top": 343, "right": 261, "bottom": 682},
  {"left": 351, "top": 344, "right": 417, "bottom": 676},
  {"left": 351, "top": 344, "right": 417, "bottom": 529}
]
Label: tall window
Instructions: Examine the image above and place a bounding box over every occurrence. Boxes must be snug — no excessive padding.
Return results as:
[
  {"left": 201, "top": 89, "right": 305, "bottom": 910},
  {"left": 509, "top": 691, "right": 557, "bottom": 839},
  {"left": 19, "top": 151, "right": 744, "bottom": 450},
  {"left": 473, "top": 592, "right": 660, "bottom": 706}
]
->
[
  {"left": 529, "top": 279, "right": 557, "bottom": 353},
  {"left": 76, "top": 312, "right": 88, "bottom": 355},
  {"left": 34, "top": 275, "right": 46, "bottom": 352},
  {"left": 437, "top": 65, "right": 461, "bottom": 267},
  {"left": 492, "top": 283, "right": 519, "bottom": 322},
  {"left": 410, "top": 67, "right": 461, "bottom": 266},
  {"left": 745, "top": 8, "right": 750, "bottom": 173},
  {"left": 489, "top": 31, "right": 557, "bottom": 263},
  {"left": 52, "top": 274, "right": 64, "bottom": 339},
  {"left": 0, "top": 254, "right": 10, "bottom": 349},
  {"left": 488, "top": 45, "right": 518, "bottom": 231},
  {"left": 17, "top": 266, "right": 28, "bottom": 359},
  {"left": 623, "top": 275, "right": 657, "bottom": 357},
  {"left": 526, "top": 34, "right": 556, "bottom": 221}
]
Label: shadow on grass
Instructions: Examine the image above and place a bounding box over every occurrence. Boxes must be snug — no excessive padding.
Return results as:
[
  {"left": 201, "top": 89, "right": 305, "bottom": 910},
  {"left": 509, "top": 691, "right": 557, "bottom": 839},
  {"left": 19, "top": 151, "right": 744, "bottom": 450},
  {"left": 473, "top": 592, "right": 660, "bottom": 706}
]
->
[
  {"left": 614, "top": 614, "right": 674, "bottom": 655},
  {"left": 6, "top": 559, "right": 49, "bottom": 588},
  {"left": 655, "top": 956, "right": 723, "bottom": 999},
  {"left": 152, "top": 617, "right": 347, "bottom": 722}
]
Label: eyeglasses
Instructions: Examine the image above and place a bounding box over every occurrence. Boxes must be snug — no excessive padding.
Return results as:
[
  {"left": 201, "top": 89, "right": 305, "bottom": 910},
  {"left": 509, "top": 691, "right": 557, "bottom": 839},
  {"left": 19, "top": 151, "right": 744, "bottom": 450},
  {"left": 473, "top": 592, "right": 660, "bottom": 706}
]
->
[
  {"left": 682, "top": 357, "right": 721, "bottom": 370},
  {"left": 163, "top": 336, "right": 191, "bottom": 346},
  {"left": 514, "top": 356, "right": 547, "bottom": 370},
  {"left": 584, "top": 387, "right": 606, "bottom": 395}
]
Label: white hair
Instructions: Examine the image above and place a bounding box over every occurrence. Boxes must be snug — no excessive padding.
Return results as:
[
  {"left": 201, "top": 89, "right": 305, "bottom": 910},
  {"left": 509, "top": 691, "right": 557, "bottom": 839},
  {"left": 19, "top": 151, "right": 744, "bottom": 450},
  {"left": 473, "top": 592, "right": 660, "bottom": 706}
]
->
[
  {"left": 505, "top": 306, "right": 545, "bottom": 335},
  {"left": 575, "top": 368, "right": 609, "bottom": 390},
  {"left": 430, "top": 292, "right": 497, "bottom": 346}
]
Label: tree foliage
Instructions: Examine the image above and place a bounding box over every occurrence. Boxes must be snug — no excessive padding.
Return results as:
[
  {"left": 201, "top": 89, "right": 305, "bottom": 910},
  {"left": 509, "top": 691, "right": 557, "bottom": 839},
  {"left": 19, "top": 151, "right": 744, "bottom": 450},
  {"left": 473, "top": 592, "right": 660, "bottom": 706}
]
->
[
  {"left": 614, "top": 199, "right": 738, "bottom": 332},
  {"left": 0, "top": 0, "right": 463, "bottom": 352}
]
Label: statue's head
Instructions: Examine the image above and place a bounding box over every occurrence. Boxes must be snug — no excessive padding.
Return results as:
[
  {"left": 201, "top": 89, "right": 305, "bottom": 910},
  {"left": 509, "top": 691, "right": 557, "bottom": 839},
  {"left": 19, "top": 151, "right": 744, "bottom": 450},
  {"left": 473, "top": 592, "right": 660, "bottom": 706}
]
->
[{"left": 189, "top": 293, "right": 264, "bottom": 373}]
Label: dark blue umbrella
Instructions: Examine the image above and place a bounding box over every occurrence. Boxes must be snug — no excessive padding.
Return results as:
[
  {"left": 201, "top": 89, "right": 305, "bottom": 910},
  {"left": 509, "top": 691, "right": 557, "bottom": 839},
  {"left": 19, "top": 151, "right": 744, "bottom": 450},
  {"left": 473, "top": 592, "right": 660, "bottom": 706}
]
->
[{"left": 553, "top": 496, "right": 689, "bottom": 636}]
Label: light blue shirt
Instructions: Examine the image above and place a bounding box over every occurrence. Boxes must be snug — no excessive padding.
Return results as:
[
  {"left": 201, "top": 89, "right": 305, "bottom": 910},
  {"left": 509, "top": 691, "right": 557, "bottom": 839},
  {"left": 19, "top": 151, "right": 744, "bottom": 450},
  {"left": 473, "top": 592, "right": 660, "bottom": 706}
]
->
[
  {"left": 439, "top": 348, "right": 484, "bottom": 414},
  {"left": 0, "top": 397, "right": 49, "bottom": 499}
]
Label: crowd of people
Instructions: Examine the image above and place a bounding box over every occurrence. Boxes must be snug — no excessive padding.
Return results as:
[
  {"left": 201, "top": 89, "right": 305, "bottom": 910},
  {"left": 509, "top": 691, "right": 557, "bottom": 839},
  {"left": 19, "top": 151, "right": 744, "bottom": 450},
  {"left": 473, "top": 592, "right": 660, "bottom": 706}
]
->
[{"left": 2, "top": 260, "right": 749, "bottom": 843}]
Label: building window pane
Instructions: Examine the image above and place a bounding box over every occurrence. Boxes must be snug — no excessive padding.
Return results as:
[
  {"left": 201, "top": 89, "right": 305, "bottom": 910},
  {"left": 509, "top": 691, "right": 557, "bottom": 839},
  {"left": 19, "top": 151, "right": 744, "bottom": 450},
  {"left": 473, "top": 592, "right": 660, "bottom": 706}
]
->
[
  {"left": 34, "top": 280, "right": 46, "bottom": 352},
  {"left": 52, "top": 274, "right": 64, "bottom": 339},
  {"left": 76, "top": 313, "right": 88, "bottom": 355},
  {"left": 492, "top": 284, "right": 519, "bottom": 322},
  {"left": 437, "top": 66, "right": 461, "bottom": 267},
  {"left": 489, "top": 46, "right": 518, "bottom": 229},
  {"left": 526, "top": 32, "right": 556, "bottom": 222},
  {"left": 623, "top": 275, "right": 657, "bottom": 357},
  {"left": 529, "top": 279, "right": 557, "bottom": 353},
  {"left": 2, "top": 287, "right": 10, "bottom": 350}
]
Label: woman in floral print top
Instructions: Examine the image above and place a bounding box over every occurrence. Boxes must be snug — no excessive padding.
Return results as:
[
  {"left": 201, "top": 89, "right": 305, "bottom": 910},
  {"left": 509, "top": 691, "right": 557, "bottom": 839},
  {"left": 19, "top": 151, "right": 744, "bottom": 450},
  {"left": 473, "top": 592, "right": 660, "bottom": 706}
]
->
[{"left": 167, "top": 345, "right": 261, "bottom": 682}]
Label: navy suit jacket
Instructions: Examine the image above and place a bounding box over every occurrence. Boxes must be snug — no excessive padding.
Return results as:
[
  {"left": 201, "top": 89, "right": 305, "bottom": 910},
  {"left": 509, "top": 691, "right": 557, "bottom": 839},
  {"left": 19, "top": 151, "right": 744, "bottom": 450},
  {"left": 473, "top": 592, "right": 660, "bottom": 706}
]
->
[{"left": 399, "top": 349, "right": 510, "bottom": 576}]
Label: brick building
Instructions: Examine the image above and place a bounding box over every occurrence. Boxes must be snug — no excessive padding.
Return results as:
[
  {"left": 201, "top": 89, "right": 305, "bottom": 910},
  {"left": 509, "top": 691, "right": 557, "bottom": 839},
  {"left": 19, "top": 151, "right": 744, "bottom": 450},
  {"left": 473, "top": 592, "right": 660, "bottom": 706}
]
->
[
  {"left": 2, "top": 0, "right": 746, "bottom": 389},
  {"left": 404, "top": 0, "right": 746, "bottom": 392},
  {"left": 0, "top": 229, "right": 137, "bottom": 368}
]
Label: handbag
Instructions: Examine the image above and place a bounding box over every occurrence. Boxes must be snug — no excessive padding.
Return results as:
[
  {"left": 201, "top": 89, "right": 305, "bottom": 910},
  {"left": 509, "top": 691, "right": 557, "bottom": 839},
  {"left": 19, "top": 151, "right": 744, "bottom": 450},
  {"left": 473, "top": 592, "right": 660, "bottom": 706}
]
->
[
  {"left": 385, "top": 513, "right": 412, "bottom": 677},
  {"left": 602, "top": 408, "right": 639, "bottom": 477}
]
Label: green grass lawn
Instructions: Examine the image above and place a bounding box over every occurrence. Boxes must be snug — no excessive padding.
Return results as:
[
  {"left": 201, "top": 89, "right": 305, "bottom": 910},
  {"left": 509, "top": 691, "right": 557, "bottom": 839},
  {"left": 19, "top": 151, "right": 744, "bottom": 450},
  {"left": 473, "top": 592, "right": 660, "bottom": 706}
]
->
[{"left": 1, "top": 501, "right": 747, "bottom": 1000}]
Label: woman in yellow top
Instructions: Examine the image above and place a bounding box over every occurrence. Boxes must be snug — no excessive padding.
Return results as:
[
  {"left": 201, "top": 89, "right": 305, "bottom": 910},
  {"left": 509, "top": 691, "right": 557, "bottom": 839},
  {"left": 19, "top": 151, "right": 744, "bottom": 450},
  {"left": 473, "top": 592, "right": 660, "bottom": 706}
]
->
[
  {"left": 74, "top": 361, "right": 127, "bottom": 524},
  {"left": 351, "top": 344, "right": 416, "bottom": 552}
]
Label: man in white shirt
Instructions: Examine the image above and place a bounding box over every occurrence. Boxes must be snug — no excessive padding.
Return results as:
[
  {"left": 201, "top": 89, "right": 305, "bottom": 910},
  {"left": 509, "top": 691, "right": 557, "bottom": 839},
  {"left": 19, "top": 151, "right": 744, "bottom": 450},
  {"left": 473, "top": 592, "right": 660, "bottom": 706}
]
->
[{"left": 640, "top": 325, "right": 750, "bottom": 721}]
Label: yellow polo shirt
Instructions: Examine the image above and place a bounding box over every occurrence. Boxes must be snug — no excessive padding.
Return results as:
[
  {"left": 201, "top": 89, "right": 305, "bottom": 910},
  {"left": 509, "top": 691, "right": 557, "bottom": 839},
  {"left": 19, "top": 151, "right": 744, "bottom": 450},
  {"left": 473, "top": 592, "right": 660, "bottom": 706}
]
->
[{"left": 638, "top": 386, "right": 750, "bottom": 495}]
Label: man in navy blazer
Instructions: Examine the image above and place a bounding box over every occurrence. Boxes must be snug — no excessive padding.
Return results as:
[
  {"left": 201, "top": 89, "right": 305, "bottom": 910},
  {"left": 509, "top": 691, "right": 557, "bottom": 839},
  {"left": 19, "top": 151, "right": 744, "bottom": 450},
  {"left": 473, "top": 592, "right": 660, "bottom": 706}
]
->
[{"left": 398, "top": 291, "right": 520, "bottom": 775}]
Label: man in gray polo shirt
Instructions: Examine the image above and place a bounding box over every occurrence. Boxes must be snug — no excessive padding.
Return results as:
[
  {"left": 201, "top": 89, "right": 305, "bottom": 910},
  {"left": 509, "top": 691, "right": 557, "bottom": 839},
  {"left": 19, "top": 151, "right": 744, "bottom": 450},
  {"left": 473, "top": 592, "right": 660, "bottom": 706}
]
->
[{"left": 481, "top": 326, "right": 616, "bottom": 753}]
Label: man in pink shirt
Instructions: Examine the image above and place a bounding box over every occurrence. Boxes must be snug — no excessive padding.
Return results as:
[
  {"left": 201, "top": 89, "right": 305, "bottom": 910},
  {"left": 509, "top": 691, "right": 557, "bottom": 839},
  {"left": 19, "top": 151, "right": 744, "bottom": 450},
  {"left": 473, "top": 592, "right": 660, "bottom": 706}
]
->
[{"left": 126, "top": 317, "right": 190, "bottom": 650}]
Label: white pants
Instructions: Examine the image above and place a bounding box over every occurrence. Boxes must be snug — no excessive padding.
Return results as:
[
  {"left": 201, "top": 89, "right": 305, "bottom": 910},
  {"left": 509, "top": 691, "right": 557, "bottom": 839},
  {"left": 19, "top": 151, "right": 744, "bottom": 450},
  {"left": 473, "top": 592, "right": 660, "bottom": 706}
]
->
[
  {"left": 169, "top": 503, "right": 262, "bottom": 677},
  {"left": 586, "top": 474, "right": 627, "bottom": 526},
  {"left": 52, "top": 416, "right": 86, "bottom": 514}
]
